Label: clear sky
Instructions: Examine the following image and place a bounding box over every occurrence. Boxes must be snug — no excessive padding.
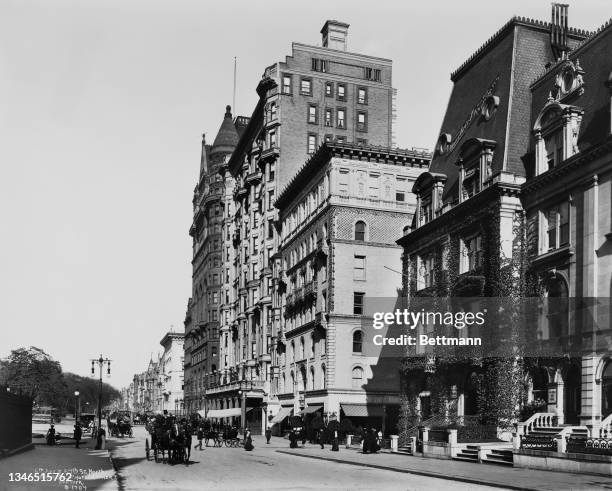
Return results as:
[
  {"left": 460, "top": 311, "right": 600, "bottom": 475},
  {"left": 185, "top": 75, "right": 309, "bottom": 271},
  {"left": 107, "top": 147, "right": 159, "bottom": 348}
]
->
[{"left": 0, "top": 0, "right": 609, "bottom": 389}]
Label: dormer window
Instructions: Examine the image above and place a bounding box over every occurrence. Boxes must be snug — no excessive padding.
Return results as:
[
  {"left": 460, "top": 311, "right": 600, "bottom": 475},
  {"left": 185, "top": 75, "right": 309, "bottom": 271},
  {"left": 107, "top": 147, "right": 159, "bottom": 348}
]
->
[
  {"left": 456, "top": 138, "right": 495, "bottom": 203},
  {"left": 412, "top": 172, "right": 447, "bottom": 228},
  {"left": 533, "top": 101, "right": 583, "bottom": 176}
]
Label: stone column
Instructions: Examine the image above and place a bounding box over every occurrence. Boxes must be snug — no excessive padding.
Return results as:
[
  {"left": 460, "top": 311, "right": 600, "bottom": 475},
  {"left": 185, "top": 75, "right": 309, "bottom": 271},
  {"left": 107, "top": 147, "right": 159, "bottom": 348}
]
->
[{"left": 390, "top": 435, "right": 399, "bottom": 453}]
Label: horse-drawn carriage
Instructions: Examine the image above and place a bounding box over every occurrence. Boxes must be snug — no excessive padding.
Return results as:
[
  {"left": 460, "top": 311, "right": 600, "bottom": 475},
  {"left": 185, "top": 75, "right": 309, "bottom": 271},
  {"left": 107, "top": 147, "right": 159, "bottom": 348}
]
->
[
  {"left": 108, "top": 411, "right": 133, "bottom": 438},
  {"left": 145, "top": 415, "right": 191, "bottom": 464}
]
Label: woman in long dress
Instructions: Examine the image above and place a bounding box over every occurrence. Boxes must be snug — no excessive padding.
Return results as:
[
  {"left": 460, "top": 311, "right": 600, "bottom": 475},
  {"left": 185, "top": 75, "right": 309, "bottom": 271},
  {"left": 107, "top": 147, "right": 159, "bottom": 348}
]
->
[{"left": 244, "top": 429, "right": 254, "bottom": 451}]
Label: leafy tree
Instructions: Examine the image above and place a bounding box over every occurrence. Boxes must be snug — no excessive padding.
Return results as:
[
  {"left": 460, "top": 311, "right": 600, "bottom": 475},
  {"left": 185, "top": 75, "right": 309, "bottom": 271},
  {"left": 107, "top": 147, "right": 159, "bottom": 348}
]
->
[{"left": 4, "top": 347, "right": 66, "bottom": 408}]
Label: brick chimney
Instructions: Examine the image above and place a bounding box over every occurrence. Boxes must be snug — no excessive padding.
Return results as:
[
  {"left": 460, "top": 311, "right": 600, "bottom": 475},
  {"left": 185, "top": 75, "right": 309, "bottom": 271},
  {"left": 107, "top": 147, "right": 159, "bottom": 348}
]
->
[{"left": 321, "top": 20, "right": 350, "bottom": 51}]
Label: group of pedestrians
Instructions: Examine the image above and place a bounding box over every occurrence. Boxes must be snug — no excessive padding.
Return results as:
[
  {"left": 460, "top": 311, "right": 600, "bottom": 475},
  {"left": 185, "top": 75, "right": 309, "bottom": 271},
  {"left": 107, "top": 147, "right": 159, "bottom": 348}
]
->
[{"left": 361, "top": 427, "right": 382, "bottom": 454}]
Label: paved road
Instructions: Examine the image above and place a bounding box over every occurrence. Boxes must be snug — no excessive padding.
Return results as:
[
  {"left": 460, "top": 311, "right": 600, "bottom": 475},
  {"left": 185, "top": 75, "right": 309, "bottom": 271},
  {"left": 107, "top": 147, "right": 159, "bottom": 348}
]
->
[{"left": 111, "top": 426, "right": 502, "bottom": 490}]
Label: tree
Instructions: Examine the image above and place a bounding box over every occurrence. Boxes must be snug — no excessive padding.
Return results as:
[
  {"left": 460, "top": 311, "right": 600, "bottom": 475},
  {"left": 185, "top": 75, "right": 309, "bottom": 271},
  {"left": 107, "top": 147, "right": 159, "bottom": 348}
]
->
[{"left": 4, "top": 347, "right": 66, "bottom": 408}]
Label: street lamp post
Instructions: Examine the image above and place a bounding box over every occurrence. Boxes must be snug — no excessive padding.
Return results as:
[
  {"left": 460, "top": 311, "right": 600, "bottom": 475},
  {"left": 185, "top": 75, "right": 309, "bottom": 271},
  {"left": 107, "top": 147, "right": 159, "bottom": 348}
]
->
[
  {"left": 91, "top": 355, "right": 111, "bottom": 449},
  {"left": 74, "top": 390, "right": 80, "bottom": 422}
]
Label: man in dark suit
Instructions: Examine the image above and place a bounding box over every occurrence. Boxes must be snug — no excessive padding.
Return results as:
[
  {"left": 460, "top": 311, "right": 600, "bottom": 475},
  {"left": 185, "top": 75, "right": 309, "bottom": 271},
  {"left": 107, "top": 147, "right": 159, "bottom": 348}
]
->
[{"left": 73, "top": 423, "right": 82, "bottom": 448}]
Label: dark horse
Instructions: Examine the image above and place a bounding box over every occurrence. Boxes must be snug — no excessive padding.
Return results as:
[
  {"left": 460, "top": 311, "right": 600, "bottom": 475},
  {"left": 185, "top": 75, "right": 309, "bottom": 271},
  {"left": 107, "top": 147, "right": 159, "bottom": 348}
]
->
[
  {"left": 153, "top": 427, "right": 171, "bottom": 463},
  {"left": 169, "top": 422, "right": 191, "bottom": 464}
]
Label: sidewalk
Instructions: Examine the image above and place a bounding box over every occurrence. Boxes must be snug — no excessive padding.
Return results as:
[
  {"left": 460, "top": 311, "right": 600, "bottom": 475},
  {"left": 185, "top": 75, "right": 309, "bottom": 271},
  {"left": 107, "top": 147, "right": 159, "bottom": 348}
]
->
[
  {"left": 0, "top": 438, "right": 118, "bottom": 491},
  {"left": 276, "top": 445, "right": 612, "bottom": 491}
]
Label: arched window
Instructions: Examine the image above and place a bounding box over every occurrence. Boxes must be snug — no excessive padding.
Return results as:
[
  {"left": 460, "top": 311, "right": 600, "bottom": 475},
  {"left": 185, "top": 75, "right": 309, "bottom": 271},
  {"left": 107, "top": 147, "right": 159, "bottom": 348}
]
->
[
  {"left": 355, "top": 221, "right": 366, "bottom": 241},
  {"left": 290, "top": 371, "right": 295, "bottom": 392},
  {"left": 352, "top": 330, "right": 363, "bottom": 353},
  {"left": 300, "top": 337, "right": 305, "bottom": 359},
  {"left": 321, "top": 365, "right": 326, "bottom": 389},
  {"left": 602, "top": 361, "right": 612, "bottom": 418},
  {"left": 309, "top": 367, "right": 315, "bottom": 391},
  {"left": 352, "top": 366, "right": 364, "bottom": 388},
  {"left": 299, "top": 367, "right": 306, "bottom": 392}
]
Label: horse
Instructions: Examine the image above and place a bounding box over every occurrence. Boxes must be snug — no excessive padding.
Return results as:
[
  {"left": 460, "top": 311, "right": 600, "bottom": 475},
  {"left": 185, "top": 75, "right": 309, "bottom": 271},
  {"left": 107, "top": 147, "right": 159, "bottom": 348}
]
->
[{"left": 153, "top": 427, "right": 171, "bottom": 463}]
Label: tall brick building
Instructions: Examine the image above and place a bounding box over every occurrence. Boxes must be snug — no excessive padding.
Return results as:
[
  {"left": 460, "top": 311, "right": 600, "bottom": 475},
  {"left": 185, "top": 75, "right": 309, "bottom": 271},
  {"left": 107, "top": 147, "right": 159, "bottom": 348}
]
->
[
  {"left": 183, "top": 107, "right": 248, "bottom": 414},
  {"left": 272, "top": 142, "right": 429, "bottom": 435},
  {"left": 196, "top": 20, "right": 404, "bottom": 434}
]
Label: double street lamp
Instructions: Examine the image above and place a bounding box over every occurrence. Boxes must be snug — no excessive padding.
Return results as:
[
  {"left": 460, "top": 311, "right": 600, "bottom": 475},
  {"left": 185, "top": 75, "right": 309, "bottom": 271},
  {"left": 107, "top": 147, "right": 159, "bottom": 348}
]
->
[{"left": 90, "top": 355, "right": 111, "bottom": 449}]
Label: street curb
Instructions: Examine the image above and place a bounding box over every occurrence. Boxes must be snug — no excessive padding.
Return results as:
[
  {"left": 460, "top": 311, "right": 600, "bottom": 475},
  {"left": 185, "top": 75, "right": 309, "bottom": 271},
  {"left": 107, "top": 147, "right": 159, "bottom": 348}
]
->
[
  {"left": 0, "top": 443, "right": 34, "bottom": 459},
  {"left": 275, "top": 450, "right": 539, "bottom": 491}
]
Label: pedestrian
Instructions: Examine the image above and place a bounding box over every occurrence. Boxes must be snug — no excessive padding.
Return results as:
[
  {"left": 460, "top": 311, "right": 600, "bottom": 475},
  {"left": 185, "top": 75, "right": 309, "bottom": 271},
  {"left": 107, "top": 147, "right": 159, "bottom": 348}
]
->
[
  {"left": 265, "top": 427, "right": 272, "bottom": 444},
  {"left": 73, "top": 423, "right": 82, "bottom": 448},
  {"left": 362, "top": 427, "right": 370, "bottom": 454},
  {"left": 301, "top": 427, "right": 306, "bottom": 446},
  {"left": 331, "top": 430, "right": 339, "bottom": 451},
  {"left": 244, "top": 429, "right": 254, "bottom": 451},
  {"left": 318, "top": 427, "right": 325, "bottom": 449},
  {"left": 289, "top": 429, "right": 298, "bottom": 448},
  {"left": 376, "top": 428, "right": 383, "bottom": 451},
  {"left": 46, "top": 424, "right": 56, "bottom": 446},
  {"left": 196, "top": 426, "right": 204, "bottom": 450}
]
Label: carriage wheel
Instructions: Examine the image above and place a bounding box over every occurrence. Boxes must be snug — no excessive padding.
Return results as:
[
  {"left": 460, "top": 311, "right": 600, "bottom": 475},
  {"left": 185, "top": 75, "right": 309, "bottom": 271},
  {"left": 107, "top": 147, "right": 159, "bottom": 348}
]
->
[
  {"left": 224, "top": 439, "right": 231, "bottom": 447},
  {"left": 145, "top": 438, "right": 150, "bottom": 460}
]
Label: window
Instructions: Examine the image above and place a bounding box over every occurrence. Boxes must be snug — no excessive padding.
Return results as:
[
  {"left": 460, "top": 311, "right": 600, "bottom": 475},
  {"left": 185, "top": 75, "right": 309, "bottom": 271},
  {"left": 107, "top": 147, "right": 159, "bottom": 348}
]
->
[
  {"left": 421, "top": 198, "right": 433, "bottom": 224},
  {"left": 462, "top": 235, "right": 483, "bottom": 273},
  {"left": 268, "top": 163, "right": 275, "bottom": 182},
  {"left": 420, "top": 254, "right": 435, "bottom": 289},
  {"left": 368, "top": 173, "right": 379, "bottom": 198},
  {"left": 358, "top": 87, "right": 367, "bottom": 104},
  {"left": 325, "top": 108, "right": 333, "bottom": 127},
  {"left": 270, "top": 102, "right": 277, "bottom": 120},
  {"left": 545, "top": 130, "right": 563, "bottom": 170},
  {"left": 364, "top": 67, "right": 381, "bottom": 81},
  {"left": 269, "top": 130, "right": 277, "bottom": 148},
  {"left": 354, "top": 255, "right": 366, "bottom": 280},
  {"left": 212, "top": 291, "right": 219, "bottom": 303},
  {"left": 336, "top": 136, "right": 345, "bottom": 144},
  {"left": 352, "top": 331, "right": 363, "bottom": 353},
  {"left": 307, "top": 134, "right": 317, "bottom": 154},
  {"left": 357, "top": 112, "right": 367, "bottom": 132},
  {"left": 267, "top": 220, "right": 274, "bottom": 239},
  {"left": 396, "top": 177, "right": 406, "bottom": 202},
  {"left": 337, "top": 84, "right": 346, "bottom": 101},
  {"left": 308, "top": 104, "right": 317, "bottom": 124},
  {"left": 282, "top": 75, "right": 292, "bottom": 94},
  {"left": 355, "top": 221, "right": 366, "bottom": 241},
  {"left": 300, "top": 337, "right": 305, "bottom": 359},
  {"left": 300, "top": 78, "right": 312, "bottom": 95},
  {"left": 339, "top": 169, "right": 349, "bottom": 194},
  {"left": 211, "top": 310, "right": 218, "bottom": 321},
  {"left": 325, "top": 82, "right": 333, "bottom": 97},
  {"left": 544, "top": 202, "right": 570, "bottom": 251},
  {"left": 337, "top": 109, "right": 345, "bottom": 129},
  {"left": 352, "top": 366, "right": 364, "bottom": 388},
  {"left": 311, "top": 58, "right": 328, "bottom": 72},
  {"left": 353, "top": 292, "right": 365, "bottom": 315},
  {"left": 356, "top": 138, "right": 367, "bottom": 146}
]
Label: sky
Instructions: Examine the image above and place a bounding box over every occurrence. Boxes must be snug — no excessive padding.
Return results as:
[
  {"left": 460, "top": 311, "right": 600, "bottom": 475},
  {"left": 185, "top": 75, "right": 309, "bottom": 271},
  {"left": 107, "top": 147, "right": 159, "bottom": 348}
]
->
[{"left": 0, "top": 0, "right": 610, "bottom": 389}]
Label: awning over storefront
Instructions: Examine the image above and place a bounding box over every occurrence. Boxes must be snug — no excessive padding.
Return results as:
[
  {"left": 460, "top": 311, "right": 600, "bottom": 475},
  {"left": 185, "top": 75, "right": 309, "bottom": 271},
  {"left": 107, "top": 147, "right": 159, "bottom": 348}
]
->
[
  {"left": 270, "top": 406, "right": 293, "bottom": 424},
  {"left": 205, "top": 408, "right": 242, "bottom": 419},
  {"left": 298, "top": 405, "right": 323, "bottom": 416},
  {"left": 340, "top": 404, "right": 385, "bottom": 418}
]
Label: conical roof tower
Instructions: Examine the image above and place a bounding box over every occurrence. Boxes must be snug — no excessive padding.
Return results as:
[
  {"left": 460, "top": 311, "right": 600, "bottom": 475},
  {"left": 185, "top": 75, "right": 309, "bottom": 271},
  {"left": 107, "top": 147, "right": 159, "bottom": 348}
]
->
[{"left": 211, "top": 105, "right": 239, "bottom": 157}]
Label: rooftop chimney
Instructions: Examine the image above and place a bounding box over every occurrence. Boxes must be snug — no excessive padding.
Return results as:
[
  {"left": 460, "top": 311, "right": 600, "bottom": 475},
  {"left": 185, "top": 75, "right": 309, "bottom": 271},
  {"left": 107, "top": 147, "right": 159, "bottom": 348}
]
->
[
  {"left": 551, "top": 3, "right": 569, "bottom": 60},
  {"left": 321, "top": 20, "right": 350, "bottom": 51}
]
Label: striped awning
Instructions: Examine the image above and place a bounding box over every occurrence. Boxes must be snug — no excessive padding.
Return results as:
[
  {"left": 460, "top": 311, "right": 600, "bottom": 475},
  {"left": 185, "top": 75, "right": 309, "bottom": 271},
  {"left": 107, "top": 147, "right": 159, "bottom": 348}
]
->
[
  {"left": 340, "top": 404, "right": 385, "bottom": 418},
  {"left": 270, "top": 406, "right": 293, "bottom": 424},
  {"left": 298, "top": 405, "right": 323, "bottom": 416}
]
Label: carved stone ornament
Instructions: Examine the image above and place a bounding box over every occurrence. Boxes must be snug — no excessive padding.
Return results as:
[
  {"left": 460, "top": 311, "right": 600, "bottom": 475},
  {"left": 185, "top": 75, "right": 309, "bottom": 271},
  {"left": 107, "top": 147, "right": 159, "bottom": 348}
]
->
[
  {"left": 553, "top": 59, "right": 585, "bottom": 100},
  {"left": 480, "top": 95, "right": 500, "bottom": 122}
]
